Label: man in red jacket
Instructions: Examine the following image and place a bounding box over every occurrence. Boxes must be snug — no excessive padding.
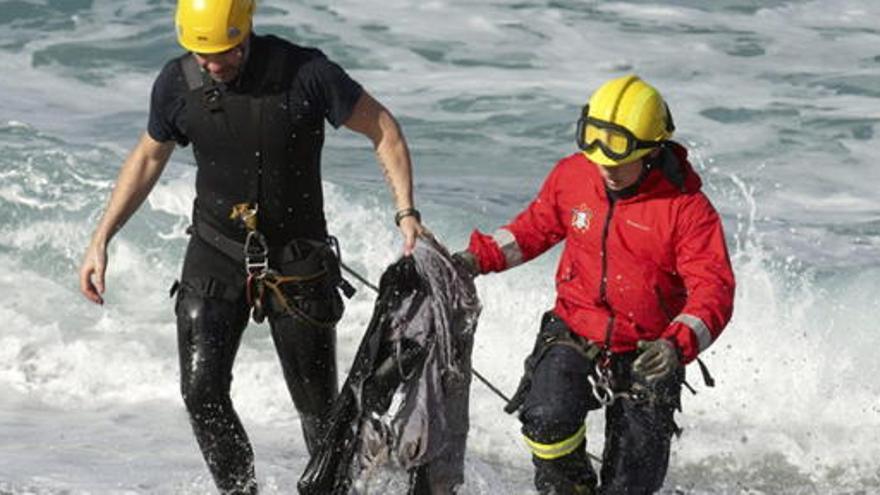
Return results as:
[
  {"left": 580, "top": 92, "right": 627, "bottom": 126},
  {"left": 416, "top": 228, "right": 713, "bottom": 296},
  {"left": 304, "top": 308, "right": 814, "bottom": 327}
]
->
[{"left": 456, "top": 75, "right": 735, "bottom": 494}]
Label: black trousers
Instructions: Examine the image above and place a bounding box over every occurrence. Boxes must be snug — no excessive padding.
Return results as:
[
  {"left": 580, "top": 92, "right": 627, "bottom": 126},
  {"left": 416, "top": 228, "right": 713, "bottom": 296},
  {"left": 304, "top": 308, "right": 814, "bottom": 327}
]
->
[
  {"left": 174, "top": 237, "right": 342, "bottom": 494},
  {"left": 519, "top": 323, "right": 682, "bottom": 495}
]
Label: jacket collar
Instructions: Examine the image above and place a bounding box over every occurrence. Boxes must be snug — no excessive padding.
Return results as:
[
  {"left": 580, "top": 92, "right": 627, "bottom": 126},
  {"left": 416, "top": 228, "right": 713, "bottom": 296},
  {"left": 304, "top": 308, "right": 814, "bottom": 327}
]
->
[{"left": 582, "top": 141, "right": 702, "bottom": 203}]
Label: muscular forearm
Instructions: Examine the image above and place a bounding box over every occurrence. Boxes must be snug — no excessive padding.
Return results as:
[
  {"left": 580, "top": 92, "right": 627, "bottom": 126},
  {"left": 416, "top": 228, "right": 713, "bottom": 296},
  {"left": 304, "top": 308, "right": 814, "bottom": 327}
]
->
[
  {"left": 374, "top": 116, "right": 415, "bottom": 211},
  {"left": 343, "top": 91, "right": 415, "bottom": 212},
  {"left": 91, "top": 133, "right": 173, "bottom": 246},
  {"left": 343, "top": 91, "right": 423, "bottom": 253}
]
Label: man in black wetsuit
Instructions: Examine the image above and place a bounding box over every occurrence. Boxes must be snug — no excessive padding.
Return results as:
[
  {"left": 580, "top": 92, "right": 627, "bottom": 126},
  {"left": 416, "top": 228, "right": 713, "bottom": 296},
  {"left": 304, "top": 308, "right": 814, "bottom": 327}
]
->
[{"left": 77, "top": 1, "right": 424, "bottom": 492}]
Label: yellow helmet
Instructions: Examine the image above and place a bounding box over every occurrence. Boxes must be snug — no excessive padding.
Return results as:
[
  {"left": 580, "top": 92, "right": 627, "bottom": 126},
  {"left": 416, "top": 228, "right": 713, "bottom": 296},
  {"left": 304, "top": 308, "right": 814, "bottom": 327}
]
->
[
  {"left": 175, "top": 0, "right": 255, "bottom": 54},
  {"left": 576, "top": 75, "right": 675, "bottom": 166}
]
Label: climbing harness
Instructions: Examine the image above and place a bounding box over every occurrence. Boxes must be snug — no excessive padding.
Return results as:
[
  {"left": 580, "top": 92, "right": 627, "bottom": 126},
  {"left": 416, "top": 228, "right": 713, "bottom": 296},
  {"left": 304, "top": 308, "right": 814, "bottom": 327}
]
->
[{"left": 228, "top": 202, "right": 343, "bottom": 326}]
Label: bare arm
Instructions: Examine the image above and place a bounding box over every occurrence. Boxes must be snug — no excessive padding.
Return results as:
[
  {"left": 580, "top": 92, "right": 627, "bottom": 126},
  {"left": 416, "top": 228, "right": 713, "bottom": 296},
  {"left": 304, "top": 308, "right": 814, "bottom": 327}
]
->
[
  {"left": 79, "top": 133, "right": 175, "bottom": 304},
  {"left": 343, "top": 91, "right": 425, "bottom": 254}
]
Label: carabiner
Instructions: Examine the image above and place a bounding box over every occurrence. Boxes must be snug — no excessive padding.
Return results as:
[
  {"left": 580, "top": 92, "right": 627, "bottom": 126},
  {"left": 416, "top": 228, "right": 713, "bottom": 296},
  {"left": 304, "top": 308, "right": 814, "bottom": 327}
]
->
[
  {"left": 244, "top": 230, "right": 269, "bottom": 275},
  {"left": 588, "top": 362, "right": 617, "bottom": 407}
]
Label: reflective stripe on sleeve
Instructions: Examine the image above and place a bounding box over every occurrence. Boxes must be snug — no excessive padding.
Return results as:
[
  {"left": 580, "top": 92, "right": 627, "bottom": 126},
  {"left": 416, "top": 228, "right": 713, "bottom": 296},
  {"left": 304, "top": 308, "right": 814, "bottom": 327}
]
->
[
  {"left": 674, "top": 313, "right": 713, "bottom": 352},
  {"left": 523, "top": 423, "right": 586, "bottom": 460},
  {"left": 492, "top": 228, "right": 523, "bottom": 268}
]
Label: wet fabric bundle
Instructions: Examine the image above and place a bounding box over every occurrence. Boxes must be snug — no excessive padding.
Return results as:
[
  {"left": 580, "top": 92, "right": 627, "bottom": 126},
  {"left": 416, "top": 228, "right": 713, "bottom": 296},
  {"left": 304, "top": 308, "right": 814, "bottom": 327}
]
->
[{"left": 298, "top": 236, "right": 481, "bottom": 494}]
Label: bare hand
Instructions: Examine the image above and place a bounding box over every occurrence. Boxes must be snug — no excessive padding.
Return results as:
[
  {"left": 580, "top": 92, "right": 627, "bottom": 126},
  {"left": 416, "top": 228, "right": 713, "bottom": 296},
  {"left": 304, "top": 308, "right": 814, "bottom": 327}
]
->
[
  {"left": 79, "top": 241, "right": 108, "bottom": 305},
  {"left": 398, "top": 215, "right": 426, "bottom": 256}
]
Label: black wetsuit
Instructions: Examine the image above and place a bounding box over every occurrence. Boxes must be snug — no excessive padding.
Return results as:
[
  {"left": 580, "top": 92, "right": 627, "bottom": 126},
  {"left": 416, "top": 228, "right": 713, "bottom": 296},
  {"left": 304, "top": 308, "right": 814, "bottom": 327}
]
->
[{"left": 148, "top": 33, "right": 362, "bottom": 494}]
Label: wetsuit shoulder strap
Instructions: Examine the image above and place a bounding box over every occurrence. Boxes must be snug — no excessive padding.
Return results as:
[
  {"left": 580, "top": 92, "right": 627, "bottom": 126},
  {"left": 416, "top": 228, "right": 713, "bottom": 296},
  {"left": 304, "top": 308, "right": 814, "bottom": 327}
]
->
[
  {"left": 180, "top": 55, "right": 204, "bottom": 91},
  {"left": 180, "top": 54, "right": 225, "bottom": 115}
]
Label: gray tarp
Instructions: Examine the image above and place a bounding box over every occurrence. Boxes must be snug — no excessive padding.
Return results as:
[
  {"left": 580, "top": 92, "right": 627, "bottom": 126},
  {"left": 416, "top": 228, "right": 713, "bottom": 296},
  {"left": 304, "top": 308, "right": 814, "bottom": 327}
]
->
[{"left": 298, "top": 235, "right": 481, "bottom": 494}]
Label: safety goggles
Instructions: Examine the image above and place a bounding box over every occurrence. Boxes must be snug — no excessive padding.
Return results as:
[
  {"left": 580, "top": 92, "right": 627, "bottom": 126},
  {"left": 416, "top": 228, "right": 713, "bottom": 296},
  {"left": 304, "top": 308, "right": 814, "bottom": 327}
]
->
[{"left": 576, "top": 105, "right": 665, "bottom": 162}]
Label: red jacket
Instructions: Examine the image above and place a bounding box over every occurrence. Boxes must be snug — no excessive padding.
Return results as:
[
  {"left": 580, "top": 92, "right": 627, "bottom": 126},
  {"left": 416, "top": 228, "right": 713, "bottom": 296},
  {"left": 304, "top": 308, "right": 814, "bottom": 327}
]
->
[{"left": 468, "top": 144, "right": 735, "bottom": 363}]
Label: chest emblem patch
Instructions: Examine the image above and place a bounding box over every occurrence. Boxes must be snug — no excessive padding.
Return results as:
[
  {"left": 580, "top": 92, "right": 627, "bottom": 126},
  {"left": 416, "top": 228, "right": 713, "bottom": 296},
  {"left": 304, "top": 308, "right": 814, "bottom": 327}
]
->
[{"left": 570, "top": 204, "right": 593, "bottom": 233}]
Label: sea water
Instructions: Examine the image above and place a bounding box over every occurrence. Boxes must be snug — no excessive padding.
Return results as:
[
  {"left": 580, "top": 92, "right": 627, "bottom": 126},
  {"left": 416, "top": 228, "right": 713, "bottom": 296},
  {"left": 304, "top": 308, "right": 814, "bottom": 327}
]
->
[{"left": 1, "top": 0, "right": 878, "bottom": 493}]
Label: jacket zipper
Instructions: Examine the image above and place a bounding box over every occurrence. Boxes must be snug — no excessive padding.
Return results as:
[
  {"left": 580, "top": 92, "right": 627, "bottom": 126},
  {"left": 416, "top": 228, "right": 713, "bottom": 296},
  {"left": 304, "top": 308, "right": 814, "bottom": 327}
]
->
[{"left": 599, "top": 196, "right": 616, "bottom": 352}]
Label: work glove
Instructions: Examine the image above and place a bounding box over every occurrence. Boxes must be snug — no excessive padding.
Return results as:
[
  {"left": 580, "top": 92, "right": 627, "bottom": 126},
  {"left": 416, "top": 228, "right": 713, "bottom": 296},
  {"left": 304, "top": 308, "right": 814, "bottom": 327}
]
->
[
  {"left": 451, "top": 250, "right": 479, "bottom": 279},
  {"left": 632, "top": 339, "right": 680, "bottom": 383}
]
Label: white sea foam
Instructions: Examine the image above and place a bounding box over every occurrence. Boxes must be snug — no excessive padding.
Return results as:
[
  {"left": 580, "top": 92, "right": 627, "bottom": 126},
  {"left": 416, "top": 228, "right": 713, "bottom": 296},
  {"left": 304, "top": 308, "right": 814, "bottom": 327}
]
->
[{"left": 1, "top": 0, "right": 879, "bottom": 492}]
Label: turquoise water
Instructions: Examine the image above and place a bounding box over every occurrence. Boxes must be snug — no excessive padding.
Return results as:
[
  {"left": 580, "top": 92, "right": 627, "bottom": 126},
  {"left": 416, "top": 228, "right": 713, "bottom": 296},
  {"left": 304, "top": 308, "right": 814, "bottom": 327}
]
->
[{"left": 1, "top": 1, "right": 879, "bottom": 493}]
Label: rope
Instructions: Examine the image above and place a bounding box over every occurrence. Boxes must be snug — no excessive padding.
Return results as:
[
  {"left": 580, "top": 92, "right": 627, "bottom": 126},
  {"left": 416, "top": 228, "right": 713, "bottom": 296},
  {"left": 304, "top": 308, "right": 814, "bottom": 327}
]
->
[
  {"left": 340, "top": 261, "right": 380, "bottom": 293},
  {"left": 261, "top": 276, "right": 337, "bottom": 329},
  {"left": 472, "top": 368, "right": 511, "bottom": 404}
]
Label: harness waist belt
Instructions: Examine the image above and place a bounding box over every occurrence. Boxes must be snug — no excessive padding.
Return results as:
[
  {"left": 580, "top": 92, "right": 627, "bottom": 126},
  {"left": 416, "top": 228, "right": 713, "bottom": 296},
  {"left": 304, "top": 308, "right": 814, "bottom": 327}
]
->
[
  {"left": 192, "top": 219, "right": 329, "bottom": 265},
  {"left": 191, "top": 220, "right": 253, "bottom": 263},
  {"left": 190, "top": 218, "right": 358, "bottom": 301}
]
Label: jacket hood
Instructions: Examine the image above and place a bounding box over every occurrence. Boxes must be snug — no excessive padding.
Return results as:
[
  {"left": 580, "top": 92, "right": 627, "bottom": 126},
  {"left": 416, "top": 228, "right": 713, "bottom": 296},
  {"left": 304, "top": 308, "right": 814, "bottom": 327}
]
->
[{"left": 650, "top": 141, "right": 702, "bottom": 194}]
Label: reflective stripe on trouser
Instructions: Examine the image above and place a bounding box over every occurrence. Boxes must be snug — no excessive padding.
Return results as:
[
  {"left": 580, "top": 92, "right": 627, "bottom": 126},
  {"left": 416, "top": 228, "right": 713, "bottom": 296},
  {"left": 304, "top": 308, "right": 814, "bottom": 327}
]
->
[
  {"left": 519, "top": 340, "right": 599, "bottom": 494},
  {"left": 525, "top": 423, "right": 587, "bottom": 460}
]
